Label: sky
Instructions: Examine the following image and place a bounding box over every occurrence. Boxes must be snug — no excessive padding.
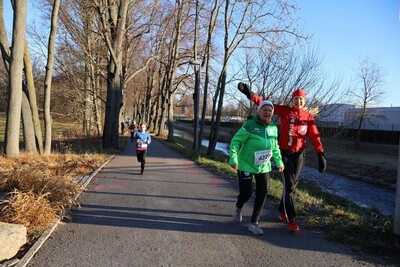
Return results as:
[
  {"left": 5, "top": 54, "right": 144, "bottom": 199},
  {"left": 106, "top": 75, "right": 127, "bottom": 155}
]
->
[
  {"left": 297, "top": 0, "right": 400, "bottom": 107},
  {"left": 3, "top": 0, "right": 400, "bottom": 107}
]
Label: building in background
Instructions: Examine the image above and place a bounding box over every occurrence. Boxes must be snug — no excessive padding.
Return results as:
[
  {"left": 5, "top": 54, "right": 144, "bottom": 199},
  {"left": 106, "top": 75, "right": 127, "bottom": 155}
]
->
[{"left": 318, "top": 104, "right": 400, "bottom": 131}]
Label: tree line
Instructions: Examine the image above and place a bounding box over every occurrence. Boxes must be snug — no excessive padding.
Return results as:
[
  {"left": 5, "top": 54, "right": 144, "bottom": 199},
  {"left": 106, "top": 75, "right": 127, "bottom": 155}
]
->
[{"left": 0, "top": 0, "right": 386, "bottom": 157}]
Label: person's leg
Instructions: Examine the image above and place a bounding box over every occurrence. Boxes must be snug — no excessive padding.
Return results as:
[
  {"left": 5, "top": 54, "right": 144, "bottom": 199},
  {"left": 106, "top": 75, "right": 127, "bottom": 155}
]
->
[
  {"left": 236, "top": 171, "right": 253, "bottom": 208},
  {"left": 136, "top": 150, "right": 142, "bottom": 162},
  {"left": 233, "top": 171, "right": 253, "bottom": 222},
  {"left": 279, "top": 150, "right": 298, "bottom": 222},
  {"left": 140, "top": 150, "right": 147, "bottom": 174},
  {"left": 289, "top": 151, "right": 304, "bottom": 220},
  {"left": 251, "top": 172, "right": 269, "bottom": 224}
]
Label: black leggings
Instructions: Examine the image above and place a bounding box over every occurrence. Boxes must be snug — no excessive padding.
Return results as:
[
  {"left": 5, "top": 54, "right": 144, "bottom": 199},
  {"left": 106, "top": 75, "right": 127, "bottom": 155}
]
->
[
  {"left": 235, "top": 171, "right": 270, "bottom": 224},
  {"left": 279, "top": 150, "right": 304, "bottom": 222},
  {"left": 136, "top": 150, "right": 147, "bottom": 171}
]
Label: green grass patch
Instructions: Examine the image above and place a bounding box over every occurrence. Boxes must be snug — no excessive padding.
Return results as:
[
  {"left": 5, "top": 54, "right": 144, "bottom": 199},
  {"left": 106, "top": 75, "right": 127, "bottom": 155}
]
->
[{"left": 0, "top": 112, "right": 78, "bottom": 141}]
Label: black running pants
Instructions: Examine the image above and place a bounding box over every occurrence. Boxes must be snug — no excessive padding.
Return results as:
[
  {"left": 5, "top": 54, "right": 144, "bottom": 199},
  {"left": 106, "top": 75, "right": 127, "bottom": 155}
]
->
[
  {"left": 235, "top": 171, "right": 270, "bottom": 224},
  {"left": 279, "top": 150, "right": 304, "bottom": 222}
]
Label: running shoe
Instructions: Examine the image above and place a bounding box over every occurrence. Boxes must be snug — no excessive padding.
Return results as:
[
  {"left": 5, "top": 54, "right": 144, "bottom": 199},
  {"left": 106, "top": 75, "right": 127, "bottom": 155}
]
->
[
  {"left": 279, "top": 211, "right": 288, "bottom": 224},
  {"left": 248, "top": 223, "right": 264, "bottom": 235},
  {"left": 233, "top": 206, "right": 242, "bottom": 222},
  {"left": 289, "top": 220, "right": 299, "bottom": 232}
]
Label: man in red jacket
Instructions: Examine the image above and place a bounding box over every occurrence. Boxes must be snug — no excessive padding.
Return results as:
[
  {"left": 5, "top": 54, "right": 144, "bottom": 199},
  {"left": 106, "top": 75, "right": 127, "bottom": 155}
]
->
[{"left": 238, "top": 82, "right": 327, "bottom": 232}]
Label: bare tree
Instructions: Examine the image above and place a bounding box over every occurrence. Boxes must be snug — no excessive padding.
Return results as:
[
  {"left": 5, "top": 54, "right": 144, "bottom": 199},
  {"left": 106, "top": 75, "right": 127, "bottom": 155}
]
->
[
  {"left": 351, "top": 57, "right": 386, "bottom": 150},
  {"left": 156, "top": 0, "right": 186, "bottom": 142},
  {"left": 198, "top": 0, "right": 220, "bottom": 152},
  {"left": 95, "top": 0, "right": 129, "bottom": 149},
  {"left": 23, "top": 41, "right": 43, "bottom": 154},
  {"left": 207, "top": 0, "right": 304, "bottom": 156},
  {"left": 94, "top": 0, "right": 157, "bottom": 149},
  {"left": 4, "top": 0, "right": 26, "bottom": 157},
  {"left": 42, "top": 0, "right": 61, "bottom": 155},
  {"left": 234, "top": 45, "right": 346, "bottom": 114}
]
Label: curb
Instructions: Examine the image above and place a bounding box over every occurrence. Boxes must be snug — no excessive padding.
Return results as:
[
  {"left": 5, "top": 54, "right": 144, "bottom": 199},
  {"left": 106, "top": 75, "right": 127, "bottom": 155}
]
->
[{"left": 12, "top": 157, "right": 113, "bottom": 267}]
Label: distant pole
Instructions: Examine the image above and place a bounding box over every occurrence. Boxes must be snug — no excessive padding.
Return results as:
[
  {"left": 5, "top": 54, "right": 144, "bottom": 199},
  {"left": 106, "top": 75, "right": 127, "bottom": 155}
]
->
[{"left": 394, "top": 136, "right": 400, "bottom": 239}]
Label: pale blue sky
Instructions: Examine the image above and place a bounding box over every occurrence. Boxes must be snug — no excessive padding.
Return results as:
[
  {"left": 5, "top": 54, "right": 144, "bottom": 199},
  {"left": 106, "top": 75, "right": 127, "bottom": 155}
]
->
[
  {"left": 298, "top": 0, "right": 400, "bottom": 107},
  {"left": 3, "top": 1, "right": 400, "bottom": 107}
]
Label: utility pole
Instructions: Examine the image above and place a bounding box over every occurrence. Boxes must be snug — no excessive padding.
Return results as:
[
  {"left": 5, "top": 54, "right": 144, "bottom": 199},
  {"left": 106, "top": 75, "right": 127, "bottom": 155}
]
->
[{"left": 394, "top": 136, "right": 400, "bottom": 244}]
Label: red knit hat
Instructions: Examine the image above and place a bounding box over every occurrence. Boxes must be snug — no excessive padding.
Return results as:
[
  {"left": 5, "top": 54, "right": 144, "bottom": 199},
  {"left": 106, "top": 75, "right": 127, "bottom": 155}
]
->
[{"left": 292, "top": 88, "right": 306, "bottom": 99}]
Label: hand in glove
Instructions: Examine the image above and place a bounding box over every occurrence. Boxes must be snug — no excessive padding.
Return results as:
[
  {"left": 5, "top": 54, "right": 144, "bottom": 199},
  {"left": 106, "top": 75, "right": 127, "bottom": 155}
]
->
[
  {"left": 317, "top": 152, "right": 327, "bottom": 173},
  {"left": 237, "top": 82, "right": 254, "bottom": 99}
]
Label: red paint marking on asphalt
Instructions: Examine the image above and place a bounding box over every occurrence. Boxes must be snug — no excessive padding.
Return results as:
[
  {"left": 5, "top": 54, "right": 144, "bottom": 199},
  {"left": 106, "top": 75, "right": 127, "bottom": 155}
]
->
[
  {"left": 209, "top": 178, "right": 222, "bottom": 186},
  {"left": 92, "top": 184, "right": 124, "bottom": 192}
]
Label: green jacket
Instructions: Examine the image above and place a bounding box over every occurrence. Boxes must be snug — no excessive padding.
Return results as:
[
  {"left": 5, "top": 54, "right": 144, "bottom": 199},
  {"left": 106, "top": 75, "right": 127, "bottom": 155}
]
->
[{"left": 229, "top": 115, "right": 284, "bottom": 174}]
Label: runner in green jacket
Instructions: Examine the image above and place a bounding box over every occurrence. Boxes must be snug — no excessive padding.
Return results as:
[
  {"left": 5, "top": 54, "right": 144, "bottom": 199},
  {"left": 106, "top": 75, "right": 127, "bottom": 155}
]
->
[{"left": 230, "top": 100, "right": 284, "bottom": 236}]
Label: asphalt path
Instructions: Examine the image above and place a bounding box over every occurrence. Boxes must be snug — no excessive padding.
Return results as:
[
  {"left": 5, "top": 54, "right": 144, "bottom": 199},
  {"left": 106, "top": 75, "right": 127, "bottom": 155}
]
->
[{"left": 26, "top": 137, "right": 386, "bottom": 267}]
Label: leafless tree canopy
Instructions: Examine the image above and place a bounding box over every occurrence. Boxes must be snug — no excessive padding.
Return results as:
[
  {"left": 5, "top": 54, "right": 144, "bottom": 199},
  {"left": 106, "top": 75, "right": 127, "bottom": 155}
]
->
[
  {"left": 351, "top": 56, "right": 387, "bottom": 150},
  {"left": 1, "top": 0, "right": 355, "bottom": 155}
]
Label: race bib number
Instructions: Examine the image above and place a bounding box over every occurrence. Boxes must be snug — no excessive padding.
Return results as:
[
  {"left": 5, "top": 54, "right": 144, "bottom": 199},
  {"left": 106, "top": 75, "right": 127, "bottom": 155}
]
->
[
  {"left": 138, "top": 142, "right": 148, "bottom": 148},
  {"left": 254, "top": 150, "right": 272, "bottom": 165}
]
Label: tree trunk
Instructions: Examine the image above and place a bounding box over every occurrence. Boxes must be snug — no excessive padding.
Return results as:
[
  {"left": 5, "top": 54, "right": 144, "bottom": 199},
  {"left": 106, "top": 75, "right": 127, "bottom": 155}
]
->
[
  {"left": 21, "top": 91, "right": 37, "bottom": 153},
  {"left": 98, "top": 0, "right": 129, "bottom": 150},
  {"left": 23, "top": 41, "right": 43, "bottom": 154},
  {"left": 355, "top": 113, "right": 364, "bottom": 150},
  {"left": 5, "top": 0, "right": 26, "bottom": 157},
  {"left": 167, "top": 90, "right": 175, "bottom": 143},
  {"left": 207, "top": 70, "right": 226, "bottom": 156},
  {"left": 206, "top": 74, "right": 222, "bottom": 156},
  {"left": 94, "top": 60, "right": 103, "bottom": 137},
  {"left": 43, "top": 0, "right": 61, "bottom": 155},
  {"left": 102, "top": 66, "right": 122, "bottom": 149},
  {"left": 157, "top": 88, "right": 167, "bottom": 136},
  {"left": 162, "top": 0, "right": 184, "bottom": 141},
  {"left": 153, "top": 88, "right": 162, "bottom": 134},
  {"left": 200, "top": 0, "right": 219, "bottom": 153},
  {"left": 0, "top": 1, "right": 10, "bottom": 70}
]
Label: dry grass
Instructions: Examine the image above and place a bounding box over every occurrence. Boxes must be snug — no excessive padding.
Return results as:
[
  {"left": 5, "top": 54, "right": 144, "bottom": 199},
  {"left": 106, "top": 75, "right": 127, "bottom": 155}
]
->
[
  {"left": 0, "top": 153, "right": 107, "bottom": 240},
  {"left": 1, "top": 190, "right": 59, "bottom": 240}
]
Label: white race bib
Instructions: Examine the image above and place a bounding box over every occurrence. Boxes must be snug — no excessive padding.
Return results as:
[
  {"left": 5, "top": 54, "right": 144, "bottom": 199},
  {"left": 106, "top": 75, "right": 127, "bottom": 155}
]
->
[
  {"left": 254, "top": 150, "right": 272, "bottom": 165},
  {"left": 138, "top": 142, "right": 148, "bottom": 148}
]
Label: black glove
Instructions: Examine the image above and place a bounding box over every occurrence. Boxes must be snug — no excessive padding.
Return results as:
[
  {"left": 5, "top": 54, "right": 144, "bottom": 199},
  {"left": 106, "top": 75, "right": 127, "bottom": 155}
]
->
[
  {"left": 318, "top": 152, "right": 327, "bottom": 173},
  {"left": 238, "top": 82, "right": 254, "bottom": 99}
]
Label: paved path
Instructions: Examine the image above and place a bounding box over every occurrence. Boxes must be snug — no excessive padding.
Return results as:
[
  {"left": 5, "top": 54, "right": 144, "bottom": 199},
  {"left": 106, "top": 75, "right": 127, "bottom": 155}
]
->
[{"left": 26, "top": 138, "right": 385, "bottom": 266}]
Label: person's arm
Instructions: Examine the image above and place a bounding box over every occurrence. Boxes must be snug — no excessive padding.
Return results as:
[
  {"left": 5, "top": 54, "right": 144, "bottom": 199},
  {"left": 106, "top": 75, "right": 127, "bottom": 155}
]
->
[
  {"left": 229, "top": 126, "right": 249, "bottom": 169},
  {"left": 307, "top": 114, "right": 324, "bottom": 153},
  {"left": 307, "top": 114, "right": 327, "bottom": 172},
  {"left": 238, "top": 82, "right": 286, "bottom": 115},
  {"left": 270, "top": 126, "right": 284, "bottom": 172},
  {"left": 134, "top": 133, "right": 140, "bottom": 143}
]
